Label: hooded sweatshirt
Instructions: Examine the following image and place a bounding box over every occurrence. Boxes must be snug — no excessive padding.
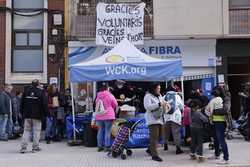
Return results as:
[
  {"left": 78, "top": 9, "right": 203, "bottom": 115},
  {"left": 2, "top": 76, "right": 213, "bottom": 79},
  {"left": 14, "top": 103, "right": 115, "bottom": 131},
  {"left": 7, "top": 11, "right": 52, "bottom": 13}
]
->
[
  {"left": 144, "top": 92, "right": 164, "bottom": 126},
  {"left": 95, "top": 90, "right": 118, "bottom": 121},
  {"left": 206, "top": 97, "right": 225, "bottom": 122}
]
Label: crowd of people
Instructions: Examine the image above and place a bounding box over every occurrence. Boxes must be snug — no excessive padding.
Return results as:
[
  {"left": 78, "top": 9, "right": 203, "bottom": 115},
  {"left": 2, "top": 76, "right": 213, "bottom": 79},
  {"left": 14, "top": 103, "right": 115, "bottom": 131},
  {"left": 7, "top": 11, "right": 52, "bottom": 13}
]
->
[
  {"left": 0, "top": 79, "right": 233, "bottom": 165},
  {"left": 92, "top": 82, "right": 232, "bottom": 164},
  {"left": 0, "top": 80, "right": 72, "bottom": 153}
]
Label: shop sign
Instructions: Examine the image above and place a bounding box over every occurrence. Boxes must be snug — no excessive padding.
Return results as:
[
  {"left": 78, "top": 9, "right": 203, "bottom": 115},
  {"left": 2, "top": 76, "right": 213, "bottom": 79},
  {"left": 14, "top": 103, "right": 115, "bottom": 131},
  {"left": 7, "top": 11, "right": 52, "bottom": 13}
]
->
[
  {"left": 69, "top": 39, "right": 216, "bottom": 67},
  {"left": 96, "top": 3, "right": 145, "bottom": 46}
]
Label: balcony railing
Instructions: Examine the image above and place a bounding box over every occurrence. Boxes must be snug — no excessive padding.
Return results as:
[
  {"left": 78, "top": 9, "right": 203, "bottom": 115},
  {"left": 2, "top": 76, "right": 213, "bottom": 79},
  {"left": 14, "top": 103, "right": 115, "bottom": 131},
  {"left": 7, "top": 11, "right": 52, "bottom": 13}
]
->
[
  {"left": 69, "top": 15, "right": 153, "bottom": 40},
  {"left": 68, "top": 0, "right": 153, "bottom": 40},
  {"left": 230, "top": 8, "right": 250, "bottom": 35}
]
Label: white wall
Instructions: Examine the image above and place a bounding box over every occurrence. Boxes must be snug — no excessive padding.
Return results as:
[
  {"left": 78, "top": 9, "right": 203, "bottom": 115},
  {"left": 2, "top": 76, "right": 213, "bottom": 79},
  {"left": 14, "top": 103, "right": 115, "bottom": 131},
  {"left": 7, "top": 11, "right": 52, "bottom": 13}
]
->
[{"left": 153, "top": 0, "right": 229, "bottom": 38}]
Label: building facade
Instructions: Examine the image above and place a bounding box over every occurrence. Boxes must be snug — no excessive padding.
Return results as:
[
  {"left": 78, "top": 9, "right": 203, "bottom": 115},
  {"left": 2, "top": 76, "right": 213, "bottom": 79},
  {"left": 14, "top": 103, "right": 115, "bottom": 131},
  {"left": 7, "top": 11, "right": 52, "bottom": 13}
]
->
[
  {"left": 1, "top": 0, "right": 250, "bottom": 117},
  {"left": 0, "top": 0, "right": 65, "bottom": 89},
  {"left": 66, "top": 0, "right": 250, "bottom": 118}
]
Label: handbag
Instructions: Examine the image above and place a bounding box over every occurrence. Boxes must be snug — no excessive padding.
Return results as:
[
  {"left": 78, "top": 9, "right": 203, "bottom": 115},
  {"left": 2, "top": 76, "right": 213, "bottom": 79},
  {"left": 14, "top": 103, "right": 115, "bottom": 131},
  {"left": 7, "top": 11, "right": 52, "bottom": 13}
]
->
[
  {"left": 13, "top": 121, "right": 22, "bottom": 134},
  {"left": 95, "top": 99, "right": 106, "bottom": 115},
  {"left": 213, "top": 108, "right": 228, "bottom": 116},
  {"left": 152, "top": 106, "right": 164, "bottom": 120},
  {"left": 57, "top": 107, "right": 65, "bottom": 120}
]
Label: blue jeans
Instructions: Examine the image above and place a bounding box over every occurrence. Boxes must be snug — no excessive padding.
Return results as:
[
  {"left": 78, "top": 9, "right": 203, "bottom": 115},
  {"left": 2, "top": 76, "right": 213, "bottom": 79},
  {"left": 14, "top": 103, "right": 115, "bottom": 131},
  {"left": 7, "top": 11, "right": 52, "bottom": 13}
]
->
[
  {"left": 7, "top": 115, "right": 13, "bottom": 136},
  {"left": 96, "top": 120, "right": 113, "bottom": 148},
  {"left": 0, "top": 114, "right": 8, "bottom": 140},
  {"left": 213, "top": 122, "right": 229, "bottom": 161},
  {"left": 45, "top": 117, "right": 56, "bottom": 139}
]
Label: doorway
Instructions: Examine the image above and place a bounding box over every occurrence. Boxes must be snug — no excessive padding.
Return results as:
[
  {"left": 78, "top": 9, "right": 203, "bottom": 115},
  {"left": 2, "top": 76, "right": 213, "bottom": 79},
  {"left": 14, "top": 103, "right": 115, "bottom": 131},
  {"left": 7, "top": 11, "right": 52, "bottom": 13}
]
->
[{"left": 227, "top": 57, "right": 250, "bottom": 119}]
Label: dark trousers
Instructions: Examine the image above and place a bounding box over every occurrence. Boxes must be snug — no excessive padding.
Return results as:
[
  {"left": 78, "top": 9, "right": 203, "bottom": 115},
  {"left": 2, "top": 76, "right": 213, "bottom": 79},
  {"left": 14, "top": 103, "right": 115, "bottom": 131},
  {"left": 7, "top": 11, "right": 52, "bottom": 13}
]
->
[
  {"left": 56, "top": 119, "right": 64, "bottom": 140},
  {"left": 213, "top": 122, "right": 229, "bottom": 161},
  {"left": 164, "top": 121, "right": 181, "bottom": 147},
  {"left": 247, "top": 113, "right": 250, "bottom": 140},
  {"left": 184, "top": 125, "right": 191, "bottom": 145},
  {"left": 148, "top": 124, "right": 163, "bottom": 157},
  {"left": 190, "top": 127, "right": 204, "bottom": 156}
]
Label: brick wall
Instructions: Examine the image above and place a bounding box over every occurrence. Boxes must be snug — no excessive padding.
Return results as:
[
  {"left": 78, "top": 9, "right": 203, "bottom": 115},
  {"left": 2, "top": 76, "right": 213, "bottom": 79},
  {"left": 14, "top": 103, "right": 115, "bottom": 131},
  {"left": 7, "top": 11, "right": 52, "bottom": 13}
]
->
[
  {"left": 0, "top": 0, "right": 6, "bottom": 87},
  {"left": 47, "top": 0, "right": 65, "bottom": 87}
]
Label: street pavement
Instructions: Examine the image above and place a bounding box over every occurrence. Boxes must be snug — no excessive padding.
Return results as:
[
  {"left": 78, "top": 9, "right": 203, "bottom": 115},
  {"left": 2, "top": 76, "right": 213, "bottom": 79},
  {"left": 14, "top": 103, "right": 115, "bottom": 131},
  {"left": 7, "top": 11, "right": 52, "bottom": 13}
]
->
[{"left": 0, "top": 137, "right": 250, "bottom": 167}]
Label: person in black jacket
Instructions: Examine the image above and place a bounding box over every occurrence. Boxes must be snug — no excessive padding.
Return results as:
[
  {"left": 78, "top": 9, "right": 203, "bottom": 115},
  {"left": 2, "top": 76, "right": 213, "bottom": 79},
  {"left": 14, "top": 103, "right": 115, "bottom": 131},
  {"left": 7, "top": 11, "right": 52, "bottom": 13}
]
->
[
  {"left": 20, "top": 80, "right": 48, "bottom": 153},
  {"left": 0, "top": 84, "right": 13, "bottom": 141}
]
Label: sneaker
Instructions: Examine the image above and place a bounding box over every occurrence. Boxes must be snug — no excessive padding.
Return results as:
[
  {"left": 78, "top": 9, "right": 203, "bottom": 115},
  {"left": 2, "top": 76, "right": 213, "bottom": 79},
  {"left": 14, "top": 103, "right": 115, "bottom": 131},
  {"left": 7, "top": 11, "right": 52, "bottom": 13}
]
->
[
  {"left": 176, "top": 147, "right": 184, "bottom": 155},
  {"left": 97, "top": 147, "right": 104, "bottom": 152},
  {"left": 20, "top": 148, "right": 27, "bottom": 154},
  {"left": 208, "top": 155, "right": 220, "bottom": 160},
  {"left": 32, "top": 147, "right": 42, "bottom": 153},
  {"left": 164, "top": 144, "right": 168, "bottom": 151},
  {"left": 152, "top": 156, "right": 163, "bottom": 162},
  {"left": 104, "top": 147, "right": 111, "bottom": 152},
  {"left": 190, "top": 153, "right": 197, "bottom": 160},
  {"left": 0, "top": 138, "right": 8, "bottom": 142},
  {"left": 46, "top": 140, "right": 51, "bottom": 144},
  {"left": 198, "top": 156, "right": 205, "bottom": 163},
  {"left": 146, "top": 149, "right": 152, "bottom": 156},
  {"left": 216, "top": 159, "right": 229, "bottom": 165}
]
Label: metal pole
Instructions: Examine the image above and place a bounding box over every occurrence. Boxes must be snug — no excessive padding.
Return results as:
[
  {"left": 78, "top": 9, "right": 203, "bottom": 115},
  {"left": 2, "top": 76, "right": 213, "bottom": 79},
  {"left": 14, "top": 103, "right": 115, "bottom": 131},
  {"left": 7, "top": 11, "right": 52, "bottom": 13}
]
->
[
  {"left": 70, "top": 82, "right": 76, "bottom": 141},
  {"left": 181, "top": 76, "right": 185, "bottom": 103}
]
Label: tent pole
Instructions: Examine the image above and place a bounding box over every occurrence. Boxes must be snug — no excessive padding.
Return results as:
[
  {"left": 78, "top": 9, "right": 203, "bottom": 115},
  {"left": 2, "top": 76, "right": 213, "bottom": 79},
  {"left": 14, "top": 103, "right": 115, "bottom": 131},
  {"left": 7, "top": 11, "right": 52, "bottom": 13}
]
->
[
  {"left": 70, "top": 82, "right": 76, "bottom": 141},
  {"left": 93, "top": 82, "right": 97, "bottom": 99},
  {"left": 181, "top": 76, "right": 185, "bottom": 103}
]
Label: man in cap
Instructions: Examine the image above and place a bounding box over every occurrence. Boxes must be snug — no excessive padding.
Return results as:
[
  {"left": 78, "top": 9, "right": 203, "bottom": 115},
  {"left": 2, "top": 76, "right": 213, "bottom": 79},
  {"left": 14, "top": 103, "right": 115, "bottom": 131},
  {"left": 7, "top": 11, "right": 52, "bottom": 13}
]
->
[{"left": 20, "top": 79, "right": 48, "bottom": 153}]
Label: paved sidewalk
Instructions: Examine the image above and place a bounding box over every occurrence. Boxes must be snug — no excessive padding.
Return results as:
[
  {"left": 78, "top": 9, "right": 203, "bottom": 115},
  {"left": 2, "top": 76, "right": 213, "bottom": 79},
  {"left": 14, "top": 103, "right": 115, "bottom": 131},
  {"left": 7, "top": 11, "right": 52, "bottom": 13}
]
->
[{"left": 0, "top": 138, "right": 250, "bottom": 167}]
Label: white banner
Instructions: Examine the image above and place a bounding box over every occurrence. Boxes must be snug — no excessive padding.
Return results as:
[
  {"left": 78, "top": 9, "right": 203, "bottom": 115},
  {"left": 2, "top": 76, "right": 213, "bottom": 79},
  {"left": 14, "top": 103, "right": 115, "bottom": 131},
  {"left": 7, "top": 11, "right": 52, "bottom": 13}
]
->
[{"left": 96, "top": 3, "right": 145, "bottom": 46}]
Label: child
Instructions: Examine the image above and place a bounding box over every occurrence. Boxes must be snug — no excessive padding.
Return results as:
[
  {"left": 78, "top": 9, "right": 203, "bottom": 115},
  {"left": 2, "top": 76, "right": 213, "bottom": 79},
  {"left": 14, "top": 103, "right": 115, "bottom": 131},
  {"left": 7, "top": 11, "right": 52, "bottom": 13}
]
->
[
  {"left": 190, "top": 99, "right": 209, "bottom": 162},
  {"left": 183, "top": 104, "right": 191, "bottom": 146}
]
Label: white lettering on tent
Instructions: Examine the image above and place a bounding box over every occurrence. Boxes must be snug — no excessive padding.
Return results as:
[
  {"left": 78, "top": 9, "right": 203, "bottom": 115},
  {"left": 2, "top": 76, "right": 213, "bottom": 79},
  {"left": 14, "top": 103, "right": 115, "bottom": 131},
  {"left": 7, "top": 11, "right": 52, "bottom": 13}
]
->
[
  {"left": 96, "top": 3, "right": 145, "bottom": 46},
  {"left": 105, "top": 65, "right": 146, "bottom": 75}
]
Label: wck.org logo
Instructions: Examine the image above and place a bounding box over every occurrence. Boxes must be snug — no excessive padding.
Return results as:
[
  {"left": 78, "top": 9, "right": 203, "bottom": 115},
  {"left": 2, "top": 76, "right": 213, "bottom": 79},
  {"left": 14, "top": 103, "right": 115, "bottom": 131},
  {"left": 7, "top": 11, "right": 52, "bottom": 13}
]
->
[{"left": 105, "top": 65, "right": 147, "bottom": 76}]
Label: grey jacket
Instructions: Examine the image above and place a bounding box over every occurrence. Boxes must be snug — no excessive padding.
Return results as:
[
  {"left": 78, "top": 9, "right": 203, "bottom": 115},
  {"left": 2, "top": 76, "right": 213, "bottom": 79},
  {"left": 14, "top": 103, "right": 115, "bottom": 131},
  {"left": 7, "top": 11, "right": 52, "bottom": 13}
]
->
[
  {"left": 190, "top": 110, "right": 208, "bottom": 129},
  {"left": 144, "top": 92, "right": 164, "bottom": 125},
  {"left": 0, "top": 91, "right": 11, "bottom": 115}
]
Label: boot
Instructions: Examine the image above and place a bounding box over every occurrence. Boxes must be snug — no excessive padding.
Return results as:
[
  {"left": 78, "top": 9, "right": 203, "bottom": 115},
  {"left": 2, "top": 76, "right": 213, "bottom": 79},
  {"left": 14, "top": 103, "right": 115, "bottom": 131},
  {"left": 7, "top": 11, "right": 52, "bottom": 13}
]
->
[
  {"left": 164, "top": 144, "right": 168, "bottom": 151},
  {"left": 146, "top": 148, "right": 152, "bottom": 156},
  {"left": 46, "top": 137, "right": 51, "bottom": 144},
  {"left": 152, "top": 156, "right": 163, "bottom": 162},
  {"left": 176, "top": 146, "right": 184, "bottom": 154}
]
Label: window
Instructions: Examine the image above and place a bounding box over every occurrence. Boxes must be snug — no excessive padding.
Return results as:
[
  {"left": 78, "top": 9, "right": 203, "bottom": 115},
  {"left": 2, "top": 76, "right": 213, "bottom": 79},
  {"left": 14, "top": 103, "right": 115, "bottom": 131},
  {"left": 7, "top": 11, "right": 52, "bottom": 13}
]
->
[
  {"left": 15, "top": 33, "right": 28, "bottom": 46},
  {"left": 13, "top": 0, "right": 44, "bottom": 9},
  {"left": 14, "top": 14, "right": 44, "bottom": 29},
  {"left": 12, "top": 0, "right": 44, "bottom": 73},
  {"left": 230, "top": 0, "right": 250, "bottom": 8},
  {"left": 14, "top": 31, "right": 43, "bottom": 47},
  {"left": 12, "top": 50, "right": 43, "bottom": 72}
]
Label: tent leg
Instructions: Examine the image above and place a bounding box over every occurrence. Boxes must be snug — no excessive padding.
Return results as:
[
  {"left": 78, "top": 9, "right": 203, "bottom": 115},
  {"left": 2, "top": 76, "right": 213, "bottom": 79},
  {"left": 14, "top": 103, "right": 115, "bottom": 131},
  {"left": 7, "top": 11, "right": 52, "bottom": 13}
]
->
[
  {"left": 70, "top": 82, "right": 76, "bottom": 141},
  {"left": 181, "top": 76, "right": 185, "bottom": 103}
]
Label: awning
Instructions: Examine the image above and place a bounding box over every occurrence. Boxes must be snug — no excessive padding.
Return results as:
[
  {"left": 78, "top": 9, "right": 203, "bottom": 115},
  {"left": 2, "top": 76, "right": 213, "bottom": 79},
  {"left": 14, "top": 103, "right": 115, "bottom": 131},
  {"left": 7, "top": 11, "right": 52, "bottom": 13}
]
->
[{"left": 69, "top": 39, "right": 182, "bottom": 82}]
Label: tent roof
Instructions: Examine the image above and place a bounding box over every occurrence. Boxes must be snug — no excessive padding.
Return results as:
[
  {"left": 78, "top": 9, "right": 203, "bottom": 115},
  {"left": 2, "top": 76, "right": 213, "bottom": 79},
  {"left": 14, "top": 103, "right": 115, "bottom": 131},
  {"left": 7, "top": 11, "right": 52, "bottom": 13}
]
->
[
  {"left": 69, "top": 39, "right": 182, "bottom": 82},
  {"left": 70, "top": 39, "right": 168, "bottom": 67}
]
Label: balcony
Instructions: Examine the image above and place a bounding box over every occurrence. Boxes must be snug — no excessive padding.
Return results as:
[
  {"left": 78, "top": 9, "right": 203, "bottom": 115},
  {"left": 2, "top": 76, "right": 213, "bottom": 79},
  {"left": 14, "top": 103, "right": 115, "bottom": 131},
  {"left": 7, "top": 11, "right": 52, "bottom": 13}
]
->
[
  {"left": 68, "top": 0, "right": 153, "bottom": 41},
  {"left": 229, "top": 8, "right": 250, "bottom": 35},
  {"left": 69, "top": 15, "right": 153, "bottom": 40}
]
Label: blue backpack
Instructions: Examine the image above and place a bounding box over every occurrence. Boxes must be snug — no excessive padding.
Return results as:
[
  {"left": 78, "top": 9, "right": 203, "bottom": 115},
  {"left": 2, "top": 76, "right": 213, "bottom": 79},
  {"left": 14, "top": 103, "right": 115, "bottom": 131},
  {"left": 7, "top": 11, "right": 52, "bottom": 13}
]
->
[{"left": 165, "top": 91, "right": 176, "bottom": 114}]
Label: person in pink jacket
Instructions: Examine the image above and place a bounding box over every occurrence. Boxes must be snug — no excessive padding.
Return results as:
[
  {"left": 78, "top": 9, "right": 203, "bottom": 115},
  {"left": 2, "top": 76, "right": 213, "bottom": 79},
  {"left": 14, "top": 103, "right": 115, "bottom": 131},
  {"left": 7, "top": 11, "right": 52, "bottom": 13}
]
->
[{"left": 94, "top": 82, "right": 118, "bottom": 152}]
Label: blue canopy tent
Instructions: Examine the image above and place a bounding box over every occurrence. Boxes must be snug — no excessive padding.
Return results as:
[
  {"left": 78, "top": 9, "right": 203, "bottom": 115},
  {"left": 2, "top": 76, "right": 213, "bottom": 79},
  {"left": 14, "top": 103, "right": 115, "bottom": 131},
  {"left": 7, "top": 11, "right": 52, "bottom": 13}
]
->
[
  {"left": 69, "top": 39, "right": 182, "bottom": 82},
  {"left": 68, "top": 39, "right": 183, "bottom": 140}
]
